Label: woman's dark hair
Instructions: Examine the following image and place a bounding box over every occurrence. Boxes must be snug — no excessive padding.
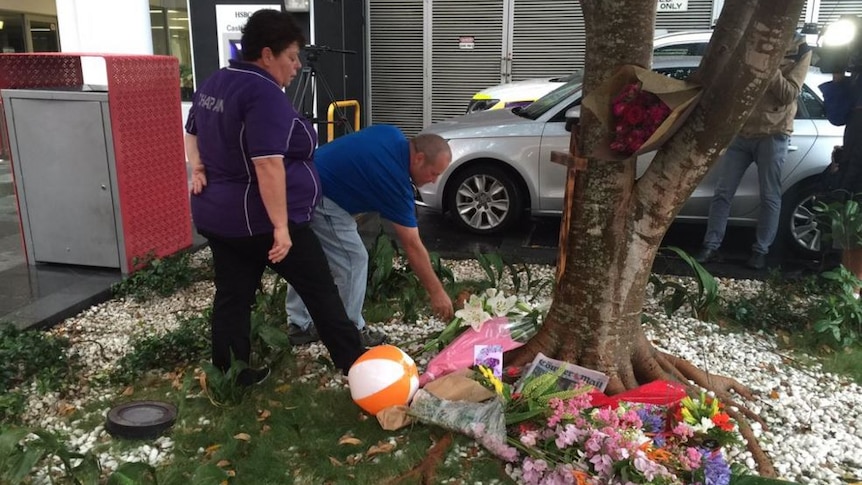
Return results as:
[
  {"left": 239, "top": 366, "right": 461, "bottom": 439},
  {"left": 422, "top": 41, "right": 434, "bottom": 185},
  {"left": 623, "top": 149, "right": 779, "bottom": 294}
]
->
[{"left": 240, "top": 9, "right": 306, "bottom": 61}]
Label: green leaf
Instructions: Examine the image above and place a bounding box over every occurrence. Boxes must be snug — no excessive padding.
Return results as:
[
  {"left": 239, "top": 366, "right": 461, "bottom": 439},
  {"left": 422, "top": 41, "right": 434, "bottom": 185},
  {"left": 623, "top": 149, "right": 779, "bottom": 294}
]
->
[
  {"left": 0, "top": 428, "right": 31, "bottom": 456},
  {"left": 256, "top": 324, "right": 291, "bottom": 349},
  {"left": 107, "top": 462, "right": 159, "bottom": 485},
  {"left": 7, "top": 448, "right": 46, "bottom": 484},
  {"left": 191, "top": 464, "right": 229, "bottom": 485},
  {"left": 503, "top": 408, "right": 547, "bottom": 425}
]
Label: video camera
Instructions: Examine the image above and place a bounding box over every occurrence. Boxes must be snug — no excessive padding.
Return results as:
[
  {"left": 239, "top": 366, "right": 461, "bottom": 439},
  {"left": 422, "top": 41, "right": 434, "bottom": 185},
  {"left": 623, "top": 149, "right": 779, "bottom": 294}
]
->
[
  {"left": 302, "top": 44, "right": 356, "bottom": 62},
  {"left": 808, "top": 15, "right": 862, "bottom": 74}
]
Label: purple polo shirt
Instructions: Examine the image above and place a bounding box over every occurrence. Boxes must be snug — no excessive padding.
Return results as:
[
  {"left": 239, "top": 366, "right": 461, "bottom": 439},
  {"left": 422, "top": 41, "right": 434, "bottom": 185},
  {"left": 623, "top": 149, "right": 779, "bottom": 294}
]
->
[{"left": 185, "top": 60, "right": 320, "bottom": 237}]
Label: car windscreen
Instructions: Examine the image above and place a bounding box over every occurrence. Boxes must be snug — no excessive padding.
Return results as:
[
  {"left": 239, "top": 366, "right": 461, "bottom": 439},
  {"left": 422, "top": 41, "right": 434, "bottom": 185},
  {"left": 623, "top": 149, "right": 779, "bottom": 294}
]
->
[
  {"left": 551, "top": 69, "right": 585, "bottom": 84},
  {"left": 520, "top": 77, "right": 583, "bottom": 120}
]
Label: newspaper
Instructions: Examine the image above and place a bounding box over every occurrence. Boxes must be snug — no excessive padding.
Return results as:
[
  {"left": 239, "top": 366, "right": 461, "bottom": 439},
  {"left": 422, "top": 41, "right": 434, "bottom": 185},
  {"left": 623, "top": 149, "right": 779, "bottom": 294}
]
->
[{"left": 517, "top": 352, "right": 609, "bottom": 392}]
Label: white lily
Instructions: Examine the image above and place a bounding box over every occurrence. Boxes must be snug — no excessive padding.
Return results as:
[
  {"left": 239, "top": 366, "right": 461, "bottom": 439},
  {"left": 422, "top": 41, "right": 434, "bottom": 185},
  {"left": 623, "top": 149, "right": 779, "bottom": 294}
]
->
[
  {"left": 486, "top": 291, "right": 519, "bottom": 317},
  {"left": 454, "top": 294, "right": 492, "bottom": 331},
  {"left": 691, "top": 416, "right": 715, "bottom": 434}
]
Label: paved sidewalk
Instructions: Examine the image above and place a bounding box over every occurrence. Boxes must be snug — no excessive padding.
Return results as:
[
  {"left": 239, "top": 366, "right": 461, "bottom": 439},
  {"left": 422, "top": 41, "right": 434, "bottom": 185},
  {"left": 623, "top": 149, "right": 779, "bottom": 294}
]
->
[{"left": 0, "top": 158, "right": 122, "bottom": 330}]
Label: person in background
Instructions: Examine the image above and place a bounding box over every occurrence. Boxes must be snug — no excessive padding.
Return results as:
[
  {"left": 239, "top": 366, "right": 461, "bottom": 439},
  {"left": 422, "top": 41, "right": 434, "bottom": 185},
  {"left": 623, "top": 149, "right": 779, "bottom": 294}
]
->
[
  {"left": 695, "top": 33, "right": 812, "bottom": 270},
  {"left": 285, "top": 125, "right": 455, "bottom": 346},
  {"left": 185, "top": 9, "right": 364, "bottom": 384},
  {"left": 827, "top": 67, "right": 862, "bottom": 292}
]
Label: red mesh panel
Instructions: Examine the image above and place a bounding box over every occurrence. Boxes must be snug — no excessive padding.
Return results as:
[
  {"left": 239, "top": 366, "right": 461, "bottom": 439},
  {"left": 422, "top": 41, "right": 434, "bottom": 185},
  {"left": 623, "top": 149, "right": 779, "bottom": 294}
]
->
[
  {"left": 0, "top": 53, "right": 191, "bottom": 273},
  {"left": 104, "top": 55, "right": 191, "bottom": 272},
  {"left": 0, "top": 54, "right": 83, "bottom": 89}
]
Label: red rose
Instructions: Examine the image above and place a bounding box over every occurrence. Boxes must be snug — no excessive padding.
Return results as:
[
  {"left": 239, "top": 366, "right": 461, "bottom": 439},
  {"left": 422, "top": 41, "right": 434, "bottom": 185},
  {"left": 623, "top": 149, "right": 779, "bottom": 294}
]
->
[{"left": 623, "top": 104, "right": 646, "bottom": 125}]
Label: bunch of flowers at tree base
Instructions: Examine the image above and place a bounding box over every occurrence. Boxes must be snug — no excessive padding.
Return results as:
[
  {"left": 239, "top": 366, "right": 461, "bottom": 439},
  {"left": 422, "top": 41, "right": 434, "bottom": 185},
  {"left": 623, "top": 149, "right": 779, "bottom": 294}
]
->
[
  {"left": 474, "top": 368, "right": 742, "bottom": 484},
  {"left": 422, "top": 288, "right": 545, "bottom": 353},
  {"left": 610, "top": 82, "right": 672, "bottom": 156}
]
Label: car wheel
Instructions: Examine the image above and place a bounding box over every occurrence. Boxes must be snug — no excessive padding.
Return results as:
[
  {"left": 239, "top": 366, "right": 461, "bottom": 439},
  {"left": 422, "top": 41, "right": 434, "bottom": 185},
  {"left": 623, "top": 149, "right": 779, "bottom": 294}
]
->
[
  {"left": 446, "top": 164, "right": 523, "bottom": 234},
  {"left": 781, "top": 179, "right": 824, "bottom": 259}
]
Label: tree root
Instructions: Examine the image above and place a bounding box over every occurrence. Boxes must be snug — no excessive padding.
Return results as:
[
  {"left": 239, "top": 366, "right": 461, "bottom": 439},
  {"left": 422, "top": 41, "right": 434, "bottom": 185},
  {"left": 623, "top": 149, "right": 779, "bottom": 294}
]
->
[{"left": 386, "top": 432, "right": 453, "bottom": 485}]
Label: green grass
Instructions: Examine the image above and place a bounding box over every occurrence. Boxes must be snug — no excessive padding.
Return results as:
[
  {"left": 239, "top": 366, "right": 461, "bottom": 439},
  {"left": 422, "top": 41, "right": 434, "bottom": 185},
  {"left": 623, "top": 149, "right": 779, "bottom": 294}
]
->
[
  {"left": 811, "top": 345, "right": 862, "bottom": 384},
  {"left": 91, "top": 357, "right": 516, "bottom": 484}
]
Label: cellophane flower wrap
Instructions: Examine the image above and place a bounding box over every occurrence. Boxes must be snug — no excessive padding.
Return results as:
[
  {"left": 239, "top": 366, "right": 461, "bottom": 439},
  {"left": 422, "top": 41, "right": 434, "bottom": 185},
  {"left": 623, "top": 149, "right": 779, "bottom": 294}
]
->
[
  {"left": 419, "top": 289, "right": 545, "bottom": 386},
  {"left": 582, "top": 64, "right": 702, "bottom": 161}
]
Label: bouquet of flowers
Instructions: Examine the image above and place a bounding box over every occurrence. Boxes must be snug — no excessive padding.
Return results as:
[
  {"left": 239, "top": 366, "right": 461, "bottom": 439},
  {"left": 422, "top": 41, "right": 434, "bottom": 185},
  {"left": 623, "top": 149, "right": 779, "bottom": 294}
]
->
[
  {"left": 423, "top": 288, "right": 545, "bottom": 353},
  {"left": 609, "top": 82, "right": 672, "bottom": 155},
  {"left": 418, "top": 289, "right": 546, "bottom": 385},
  {"left": 582, "top": 64, "right": 701, "bottom": 161},
  {"left": 469, "top": 369, "right": 743, "bottom": 485}
]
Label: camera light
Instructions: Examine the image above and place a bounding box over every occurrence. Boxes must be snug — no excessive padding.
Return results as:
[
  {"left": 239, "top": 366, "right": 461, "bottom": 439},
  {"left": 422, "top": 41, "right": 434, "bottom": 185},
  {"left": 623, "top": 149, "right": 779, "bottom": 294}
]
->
[{"left": 821, "top": 18, "right": 857, "bottom": 47}]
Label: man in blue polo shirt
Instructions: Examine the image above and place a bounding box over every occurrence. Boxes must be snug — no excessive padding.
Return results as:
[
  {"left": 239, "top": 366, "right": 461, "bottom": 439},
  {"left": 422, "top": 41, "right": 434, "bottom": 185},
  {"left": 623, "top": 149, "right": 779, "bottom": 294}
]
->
[{"left": 285, "top": 125, "right": 455, "bottom": 345}]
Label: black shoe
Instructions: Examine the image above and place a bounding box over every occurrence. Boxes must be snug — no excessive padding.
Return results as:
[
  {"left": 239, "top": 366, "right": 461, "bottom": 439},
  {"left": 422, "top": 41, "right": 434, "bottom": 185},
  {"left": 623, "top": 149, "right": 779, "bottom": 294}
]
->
[
  {"left": 237, "top": 367, "right": 271, "bottom": 387},
  {"left": 746, "top": 252, "right": 767, "bottom": 270},
  {"left": 360, "top": 326, "right": 387, "bottom": 347},
  {"left": 694, "top": 247, "right": 721, "bottom": 264},
  {"left": 288, "top": 324, "right": 320, "bottom": 345}
]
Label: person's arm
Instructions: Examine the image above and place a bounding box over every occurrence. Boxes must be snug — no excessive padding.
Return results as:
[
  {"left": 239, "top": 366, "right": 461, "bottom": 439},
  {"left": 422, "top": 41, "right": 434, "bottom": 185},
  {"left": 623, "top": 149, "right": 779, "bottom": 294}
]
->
[
  {"left": 184, "top": 133, "right": 207, "bottom": 195},
  {"left": 253, "top": 156, "right": 291, "bottom": 263},
  {"left": 767, "top": 51, "right": 812, "bottom": 105},
  {"left": 391, "top": 222, "right": 454, "bottom": 320}
]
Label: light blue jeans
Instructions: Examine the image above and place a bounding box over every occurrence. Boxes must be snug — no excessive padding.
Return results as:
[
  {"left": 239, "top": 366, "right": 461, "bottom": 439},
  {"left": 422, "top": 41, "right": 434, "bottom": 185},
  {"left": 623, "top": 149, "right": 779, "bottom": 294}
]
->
[
  {"left": 285, "top": 196, "right": 368, "bottom": 331},
  {"left": 702, "top": 134, "right": 788, "bottom": 255}
]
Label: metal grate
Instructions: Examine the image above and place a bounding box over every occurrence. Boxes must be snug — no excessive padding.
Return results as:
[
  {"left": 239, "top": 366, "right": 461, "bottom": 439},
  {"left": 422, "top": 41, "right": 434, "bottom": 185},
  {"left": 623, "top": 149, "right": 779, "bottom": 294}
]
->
[
  {"left": 816, "top": 0, "right": 862, "bottom": 24},
  {"left": 510, "top": 0, "right": 584, "bottom": 81},
  {"left": 655, "top": 0, "right": 714, "bottom": 31},
  {"left": 368, "top": 0, "right": 425, "bottom": 136},
  {"left": 430, "top": 0, "right": 505, "bottom": 123}
]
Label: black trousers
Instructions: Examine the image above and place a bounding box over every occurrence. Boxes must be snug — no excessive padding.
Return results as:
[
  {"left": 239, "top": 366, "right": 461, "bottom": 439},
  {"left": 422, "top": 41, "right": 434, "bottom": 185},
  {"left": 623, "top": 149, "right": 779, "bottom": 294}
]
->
[{"left": 200, "top": 222, "right": 363, "bottom": 373}]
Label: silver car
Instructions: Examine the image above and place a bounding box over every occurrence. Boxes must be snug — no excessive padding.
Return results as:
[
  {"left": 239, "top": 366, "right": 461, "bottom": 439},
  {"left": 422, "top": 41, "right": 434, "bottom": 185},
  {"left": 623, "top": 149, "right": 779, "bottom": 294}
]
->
[{"left": 417, "top": 57, "right": 842, "bottom": 257}]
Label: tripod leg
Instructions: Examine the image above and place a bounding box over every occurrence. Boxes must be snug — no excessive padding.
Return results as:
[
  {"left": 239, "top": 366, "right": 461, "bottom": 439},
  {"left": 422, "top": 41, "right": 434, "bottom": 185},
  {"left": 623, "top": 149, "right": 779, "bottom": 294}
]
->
[
  {"left": 292, "top": 67, "right": 313, "bottom": 117},
  {"left": 315, "top": 72, "right": 356, "bottom": 136}
]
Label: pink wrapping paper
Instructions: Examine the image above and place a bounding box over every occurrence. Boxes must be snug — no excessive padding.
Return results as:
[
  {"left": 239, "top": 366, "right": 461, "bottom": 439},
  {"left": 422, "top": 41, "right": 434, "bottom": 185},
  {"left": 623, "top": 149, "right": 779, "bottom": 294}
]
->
[{"left": 420, "top": 317, "right": 523, "bottom": 387}]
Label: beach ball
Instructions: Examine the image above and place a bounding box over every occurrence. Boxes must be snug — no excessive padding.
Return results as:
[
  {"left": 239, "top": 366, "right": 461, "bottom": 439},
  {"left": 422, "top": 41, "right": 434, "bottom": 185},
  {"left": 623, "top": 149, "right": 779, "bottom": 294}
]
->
[{"left": 348, "top": 345, "right": 419, "bottom": 415}]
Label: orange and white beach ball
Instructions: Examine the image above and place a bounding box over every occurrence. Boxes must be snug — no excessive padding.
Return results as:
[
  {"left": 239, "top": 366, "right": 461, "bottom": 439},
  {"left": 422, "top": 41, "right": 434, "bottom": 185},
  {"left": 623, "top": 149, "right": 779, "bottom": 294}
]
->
[{"left": 348, "top": 345, "right": 419, "bottom": 415}]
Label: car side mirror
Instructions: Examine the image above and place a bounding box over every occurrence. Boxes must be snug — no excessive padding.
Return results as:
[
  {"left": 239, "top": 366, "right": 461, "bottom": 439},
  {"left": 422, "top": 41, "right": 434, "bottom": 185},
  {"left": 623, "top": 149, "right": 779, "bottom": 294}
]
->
[{"left": 565, "top": 106, "right": 581, "bottom": 132}]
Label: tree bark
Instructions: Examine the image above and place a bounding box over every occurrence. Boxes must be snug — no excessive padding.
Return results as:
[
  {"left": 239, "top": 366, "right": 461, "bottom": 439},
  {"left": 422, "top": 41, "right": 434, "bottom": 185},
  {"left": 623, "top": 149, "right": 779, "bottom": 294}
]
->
[{"left": 509, "top": 0, "right": 806, "bottom": 477}]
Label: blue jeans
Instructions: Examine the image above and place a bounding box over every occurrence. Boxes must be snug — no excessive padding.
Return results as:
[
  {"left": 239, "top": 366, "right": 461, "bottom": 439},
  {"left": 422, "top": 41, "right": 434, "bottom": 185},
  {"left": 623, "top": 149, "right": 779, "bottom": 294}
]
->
[
  {"left": 285, "top": 196, "right": 368, "bottom": 331},
  {"left": 702, "top": 134, "right": 788, "bottom": 255}
]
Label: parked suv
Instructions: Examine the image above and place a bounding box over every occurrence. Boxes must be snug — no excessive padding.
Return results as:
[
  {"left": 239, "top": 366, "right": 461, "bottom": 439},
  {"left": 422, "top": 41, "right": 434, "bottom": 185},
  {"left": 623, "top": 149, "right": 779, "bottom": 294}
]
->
[{"left": 466, "top": 31, "right": 712, "bottom": 113}]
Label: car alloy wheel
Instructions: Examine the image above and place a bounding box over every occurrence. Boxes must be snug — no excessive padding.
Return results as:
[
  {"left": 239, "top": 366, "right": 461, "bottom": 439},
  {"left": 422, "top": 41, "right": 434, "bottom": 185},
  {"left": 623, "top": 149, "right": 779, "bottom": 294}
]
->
[
  {"left": 447, "top": 164, "right": 522, "bottom": 234},
  {"left": 781, "top": 179, "right": 823, "bottom": 259},
  {"left": 789, "top": 193, "right": 821, "bottom": 253}
]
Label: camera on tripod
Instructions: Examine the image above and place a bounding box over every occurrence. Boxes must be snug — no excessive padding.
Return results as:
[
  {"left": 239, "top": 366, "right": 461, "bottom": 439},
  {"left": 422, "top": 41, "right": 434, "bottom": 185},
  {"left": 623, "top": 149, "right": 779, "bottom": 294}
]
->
[
  {"left": 291, "top": 45, "right": 358, "bottom": 138},
  {"left": 808, "top": 15, "right": 862, "bottom": 74}
]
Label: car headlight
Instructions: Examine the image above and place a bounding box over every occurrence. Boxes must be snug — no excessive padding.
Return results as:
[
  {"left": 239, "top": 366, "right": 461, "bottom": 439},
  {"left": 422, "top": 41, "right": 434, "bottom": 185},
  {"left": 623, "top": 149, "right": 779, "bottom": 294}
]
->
[{"left": 466, "top": 98, "right": 500, "bottom": 113}]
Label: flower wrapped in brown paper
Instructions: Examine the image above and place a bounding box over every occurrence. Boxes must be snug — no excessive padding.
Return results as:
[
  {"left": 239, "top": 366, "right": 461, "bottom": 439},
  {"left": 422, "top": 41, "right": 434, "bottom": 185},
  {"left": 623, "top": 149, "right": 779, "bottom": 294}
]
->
[{"left": 582, "top": 64, "right": 702, "bottom": 161}]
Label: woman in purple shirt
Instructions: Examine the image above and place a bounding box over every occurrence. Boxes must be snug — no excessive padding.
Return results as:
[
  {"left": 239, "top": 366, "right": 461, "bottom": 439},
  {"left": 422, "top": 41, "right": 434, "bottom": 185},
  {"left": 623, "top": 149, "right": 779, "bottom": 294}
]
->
[{"left": 184, "top": 9, "right": 363, "bottom": 385}]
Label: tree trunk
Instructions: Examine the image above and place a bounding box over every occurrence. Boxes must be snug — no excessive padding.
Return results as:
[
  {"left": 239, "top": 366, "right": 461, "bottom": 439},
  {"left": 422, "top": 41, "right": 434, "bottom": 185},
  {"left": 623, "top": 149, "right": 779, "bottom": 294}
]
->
[{"left": 509, "top": 0, "right": 806, "bottom": 476}]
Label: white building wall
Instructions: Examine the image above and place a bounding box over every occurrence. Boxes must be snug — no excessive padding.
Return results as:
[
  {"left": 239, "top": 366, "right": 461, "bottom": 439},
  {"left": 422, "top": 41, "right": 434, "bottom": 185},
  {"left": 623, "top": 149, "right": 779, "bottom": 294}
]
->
[{"left": 55, "top": 0, "right": 153, "bottom": 84}]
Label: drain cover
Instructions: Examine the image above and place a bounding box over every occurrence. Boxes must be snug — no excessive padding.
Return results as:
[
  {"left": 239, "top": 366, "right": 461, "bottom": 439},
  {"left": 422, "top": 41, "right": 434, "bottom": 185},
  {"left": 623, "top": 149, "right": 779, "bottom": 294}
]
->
[{"left": 106, "top": 400, "right": 177, "bottom": 439}]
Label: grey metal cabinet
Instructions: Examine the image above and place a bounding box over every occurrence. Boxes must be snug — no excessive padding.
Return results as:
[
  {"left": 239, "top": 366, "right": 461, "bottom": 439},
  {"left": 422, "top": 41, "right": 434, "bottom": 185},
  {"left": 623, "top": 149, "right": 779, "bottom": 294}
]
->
[{"left": 1, "top": 88, "right": 124, "bottom": 269}]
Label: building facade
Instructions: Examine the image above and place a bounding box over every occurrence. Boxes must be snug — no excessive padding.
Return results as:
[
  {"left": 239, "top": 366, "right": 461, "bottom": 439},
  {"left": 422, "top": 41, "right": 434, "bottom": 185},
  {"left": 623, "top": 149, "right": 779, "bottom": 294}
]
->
[{"left": 0, "top": 0, "right": 859, "bottom": 137}]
